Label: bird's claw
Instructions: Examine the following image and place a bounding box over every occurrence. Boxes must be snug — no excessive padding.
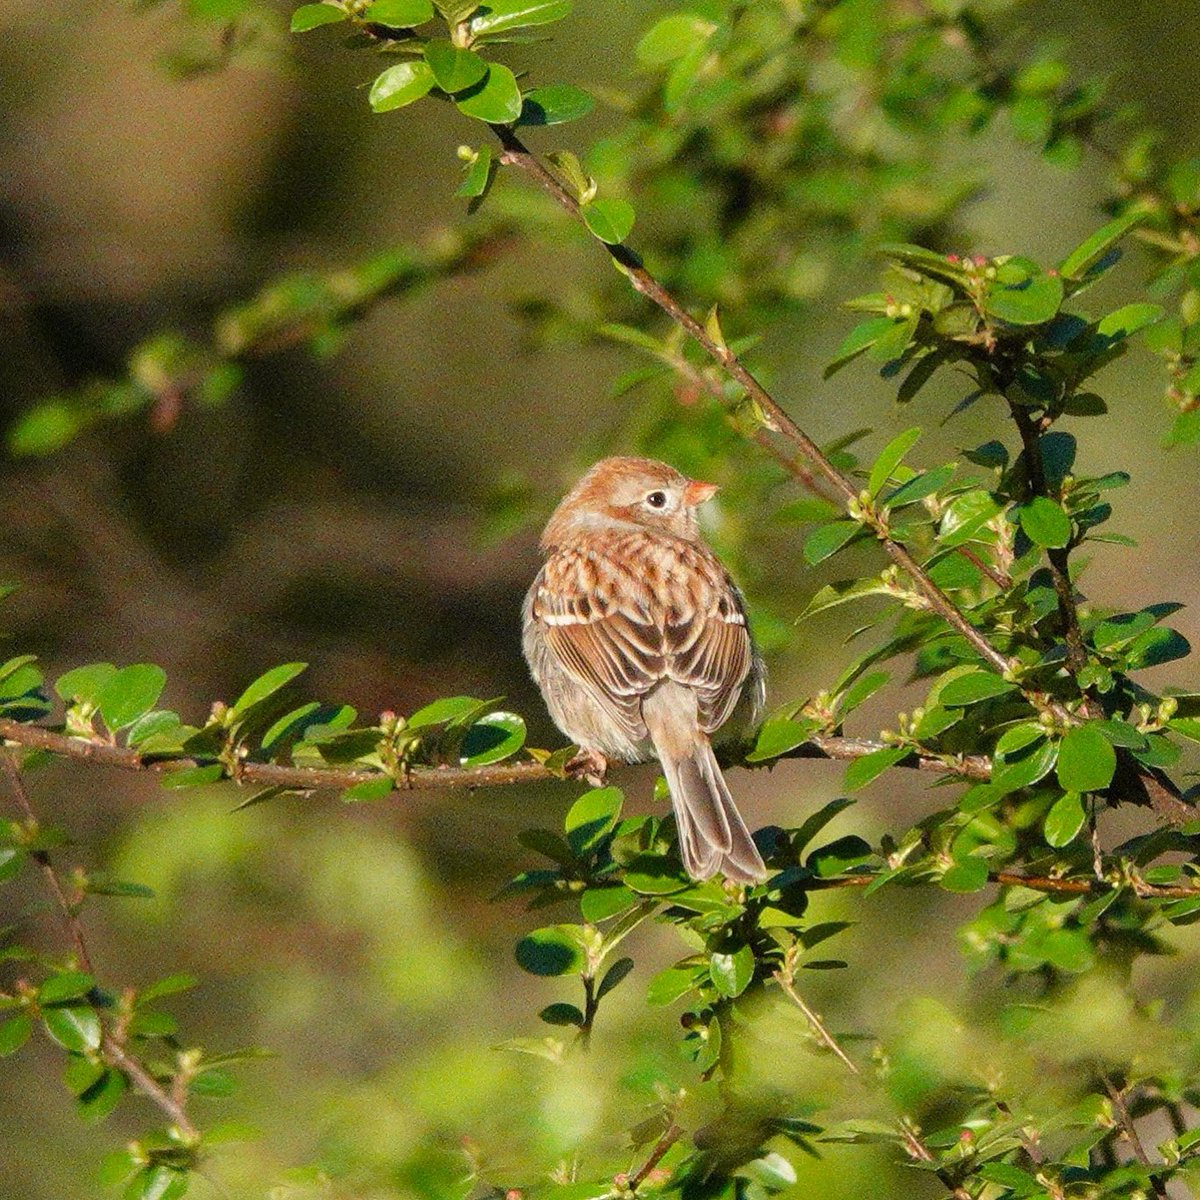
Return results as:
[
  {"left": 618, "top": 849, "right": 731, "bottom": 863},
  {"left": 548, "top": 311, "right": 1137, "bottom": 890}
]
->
[{"left": 564, "top": 748, "right": 608, "bottom": 788}]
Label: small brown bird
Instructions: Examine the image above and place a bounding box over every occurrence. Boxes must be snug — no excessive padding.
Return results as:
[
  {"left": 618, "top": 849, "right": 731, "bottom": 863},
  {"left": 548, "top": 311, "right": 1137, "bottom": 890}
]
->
[{"left": 523, "top": 457, "right": 767, "bottom": 883}]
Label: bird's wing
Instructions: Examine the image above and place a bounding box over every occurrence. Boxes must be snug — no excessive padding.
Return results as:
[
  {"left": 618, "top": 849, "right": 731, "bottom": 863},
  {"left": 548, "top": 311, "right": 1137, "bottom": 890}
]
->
[
  {"left": 665, "top": 572, "right": 754, "bottom": 733},
  {"left": 531, "top": 550, "right": 665, "bottom": 743}
]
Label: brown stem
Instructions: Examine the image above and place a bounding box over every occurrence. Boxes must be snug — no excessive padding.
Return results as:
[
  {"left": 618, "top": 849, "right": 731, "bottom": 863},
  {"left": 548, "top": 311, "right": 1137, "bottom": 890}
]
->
[
  {"left": 772, "top": 969, "right": 860, "bottom": 1075},
  {"left": 807, "top": 869, "right": 1200, "bottom": 900},
  {"left": 1, "top": 752, "right": 199, "bottom": 1139},
  {"left": 1103, "top": 1078, "right": 1170, "bottom": 1200},
  {"left": 491, "top": 125, "right": 1019, "bottom": 684},
  {"left": 0, "top": 718, "right": 988, "bottom": 792},
  {"left": 627, "top": 1122, "right": 684, "bottom": 1194}
]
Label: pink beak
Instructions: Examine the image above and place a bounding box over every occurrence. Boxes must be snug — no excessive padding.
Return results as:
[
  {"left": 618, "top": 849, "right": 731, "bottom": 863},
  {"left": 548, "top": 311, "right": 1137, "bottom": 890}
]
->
[{"left": 683, "top": 479, "right": 720, "bottom": 506}]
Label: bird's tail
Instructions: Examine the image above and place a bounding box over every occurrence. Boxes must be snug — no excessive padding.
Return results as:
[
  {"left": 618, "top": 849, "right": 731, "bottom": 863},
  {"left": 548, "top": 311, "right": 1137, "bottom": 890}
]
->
[{"left": 644, "top": 686, "right": 766, "bottom": 884}]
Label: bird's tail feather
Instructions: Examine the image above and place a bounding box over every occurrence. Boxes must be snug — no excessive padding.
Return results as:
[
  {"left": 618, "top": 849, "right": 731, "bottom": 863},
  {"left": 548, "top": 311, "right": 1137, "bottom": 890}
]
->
[{"left": 659, "top": 739, "right": 766, "bottom": 884}]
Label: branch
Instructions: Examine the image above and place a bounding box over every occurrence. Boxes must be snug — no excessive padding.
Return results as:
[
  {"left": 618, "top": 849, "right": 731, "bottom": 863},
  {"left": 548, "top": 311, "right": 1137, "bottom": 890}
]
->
[
  {"left": 625, "top": 1122, "right": 684, "bottom": 1195},
  {"left": 1, "top": 753, "right": 199, "bottom": 1139},
  {"left": 0, "top": 717, "right": 989, "bottom": 794},
  {"left": 1103, "top": 1078, "right": 1171, "bottom": 1200},
  {"left": 810, "top": 869, "right": 1200, "bottom": 900}
]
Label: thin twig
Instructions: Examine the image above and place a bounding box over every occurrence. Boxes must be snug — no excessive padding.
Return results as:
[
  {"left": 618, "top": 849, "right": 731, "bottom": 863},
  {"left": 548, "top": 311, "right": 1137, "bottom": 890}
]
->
[
  {"left": 1103, "top": 1077, "right": 1170, "bottom": 1200},
  {"left": 772, "top": 968, "right": 860, "bottom": 1075},
  {"left": 626, "top": 1122, "right": 684, "bottom": 1194},
  {"left": 773, "top": 951, "right": 970, "bottom": 1199},
  {"left": 1, "top": 751, "right": 199, "bottom": 1138}
]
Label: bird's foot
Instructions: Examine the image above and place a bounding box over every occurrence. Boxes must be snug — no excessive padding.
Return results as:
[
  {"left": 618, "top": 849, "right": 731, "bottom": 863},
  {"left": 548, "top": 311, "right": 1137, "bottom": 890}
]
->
[{"left": 564, "top": 748, "right": 608, "bottom": 788}]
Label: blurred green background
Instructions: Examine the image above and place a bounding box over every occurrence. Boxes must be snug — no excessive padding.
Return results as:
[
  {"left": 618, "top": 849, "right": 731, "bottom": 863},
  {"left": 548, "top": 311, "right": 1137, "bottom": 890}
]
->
[{"left": 2, "top": 1, "right": 1199, "bottom": 1196}]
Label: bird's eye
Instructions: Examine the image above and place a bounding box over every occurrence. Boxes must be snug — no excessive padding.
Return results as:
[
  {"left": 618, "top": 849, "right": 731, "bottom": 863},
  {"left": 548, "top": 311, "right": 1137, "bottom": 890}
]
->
[{"left": 645, "top": 490, "right": 668, "bottom": 509}]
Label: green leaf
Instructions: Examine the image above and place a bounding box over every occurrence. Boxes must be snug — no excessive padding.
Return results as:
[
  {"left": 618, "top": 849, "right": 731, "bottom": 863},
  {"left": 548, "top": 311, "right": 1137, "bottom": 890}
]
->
[
  {"left": 746, "top": 716, "right": 817, "bottom": 764},
  {"left": 797, "top": 578, "right": 894, "bottom": 621},
  {"left": 580, "top": 885, "right": 636, "bottom": 922},
  {"left": 340, "top": 777, "right": 394, "bottom": 802},
  {"left": 55, "top": 662, "right": 116, "bottom": 704},
  {"left": 539, "top": 1002, "right": 583, "bottom": 1026},
  {"left": 7, "top": 402, "right": 80, "bottom": 456},
  {"left": 803, "top": 520, "right": 862, "bottom": 565},
  {"left": 737, "top": 1153, "right": 797, "bottom": 1192},
  {"left": 1056, "top": 724, "right": 1117, "bottom": 792},
  {"left": 867, "top": 427, "right": 921, "bottom": 498},
  {"left": 992, "top": 724, "right": 1057, "bottom": 794},
  {"left": 596, "top": 956, "right": 634, "bottom": 1000},
  {"left": 1124, "top": 626, "right": 1190, "bottom": 670},
  {"left": 160, "top": 764, "right": 225, "bottom": 790},
  {"left": 1059, "top": 209, "right": 1147, "bottom": 279},
  {"left": 231, "top": 663, "right": 307, "bottom": 718},
  {"left": 423, "top": 39, "right": 488, "bottom": 93},
  {"left": 469, "top": 0, "right": 572, "bottom": 37},
  {"left": 126, "top": 710, "right": 184, "bottom": 749},
  {"left": 43, "top": 1005, "right": 102, "bottom": 1053},
  {"left": 456, "top": 146, "right": 494, "bottom": 199},
  {"left": 363, "top": 0, "right": 434, "bottom": 25},
  {"left": 646, "top": 965, "right": 697, "bottom": 1006},
  {"left": 883, "top": 464, "right": 956, "bottom": 509},
  {"left": 1017, "top": 497, "right": 1072, "bottom": 548},
  {"left": 137, "top": 973, "right": 199, "bottom": 1005},
  {"left": 0, "top": 1013, "right": 32, "bottom": 1056},
  {"left": 517, "top": 84, "right": 594, "bottom": 126},
  {"left": 984, "top": 262, "right": 1064, "bottom": 325},
  {"left": 514, "top": 925, "right": 587, "bottom": 976},
  {"left": 941, "top": 857, "right": 989, "bottom": 893},
  {"left": 459, "top": 711, "right": 525, "bottom": 765},
  {"left": 1096, "top": 303, "right": 1164, "bottom": 340},
  {"left": 581, "top": 197, "right": 635, "bottom": 245},
  {"left": 370, "top": 60, "right": 436, "bottom": 113},
  {"left": 290, "top": 3, "right": 347, "bottom": 32},
  {"left": 124, "top": 1165, "right": 189, "bottom": 1200},
  {"left": 824, "top": 316, "right": 895, "bottom": 378},
  {"left": 1044, "top": 790, "right": 1086, "bottom": 847},
  {"left": 844, "top": 746, "right": 908, "bottom": 791},
  {"left": 635, "top": 13, "right": 716, "bottom": 67},
  {"left": 565, "top": 786, "right": 623, "bottom": 852},
  {"left": 709, "top": 942, "right": 754, "bottom": 998},
  {"left": 807, "top": 835, "right": 872, "bottom": 877},
  {"left": 97, "top": 665, "right": 167, "bottom": 731},
  {"left": 77, "top": 1066, "right": 126, "bottom": 1121},
  {"left": 623, "top": 855, "right": 689, "bottom": 895},
  {"left": 938, "top": 671, "right": 1016, "bottom": 706},
  {"left": 406, "top": 695, "right": 485, "bottom": 728},
  {"left": 455, "top": 63, "right": 523, "bottom": 123},
  {"left": 39, "top": 970, "right": 95, "bottom": 1004},
  {"left": 938, "top": 489, "right": 1003, "bottom": 546}
]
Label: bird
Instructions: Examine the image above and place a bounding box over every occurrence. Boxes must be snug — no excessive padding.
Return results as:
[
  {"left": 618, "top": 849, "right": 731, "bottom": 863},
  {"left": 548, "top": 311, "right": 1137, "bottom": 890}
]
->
[{"left": 522, "top": 456, "right": 767, "bottom": 884}]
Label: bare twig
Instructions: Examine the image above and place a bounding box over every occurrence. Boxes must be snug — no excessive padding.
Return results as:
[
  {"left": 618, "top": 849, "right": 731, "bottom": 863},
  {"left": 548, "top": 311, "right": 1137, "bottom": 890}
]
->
[
  {"left": 772, "top": 966, "right": 860, "bottom": 1075},
  {"left": 1, "top": 752, "right": 199, "bottom": 1138},
  {"left": 1103, "top": 1077, "right": 1171, "bottom": 1200},
  {"left": 626, "top": 1122, "right": 684, "bottom": 1194}
]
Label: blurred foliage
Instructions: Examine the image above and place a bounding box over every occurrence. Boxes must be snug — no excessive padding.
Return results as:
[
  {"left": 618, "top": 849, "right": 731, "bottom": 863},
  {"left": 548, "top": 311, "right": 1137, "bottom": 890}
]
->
[{"left": 4, "top": 1, "right": 1200, "bottom": 1199}]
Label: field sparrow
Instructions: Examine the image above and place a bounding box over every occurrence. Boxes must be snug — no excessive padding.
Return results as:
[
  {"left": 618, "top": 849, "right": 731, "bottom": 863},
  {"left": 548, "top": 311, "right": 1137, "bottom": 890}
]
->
[{"left": 523, "top": 457, "right": 767, "bottom": 884}]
